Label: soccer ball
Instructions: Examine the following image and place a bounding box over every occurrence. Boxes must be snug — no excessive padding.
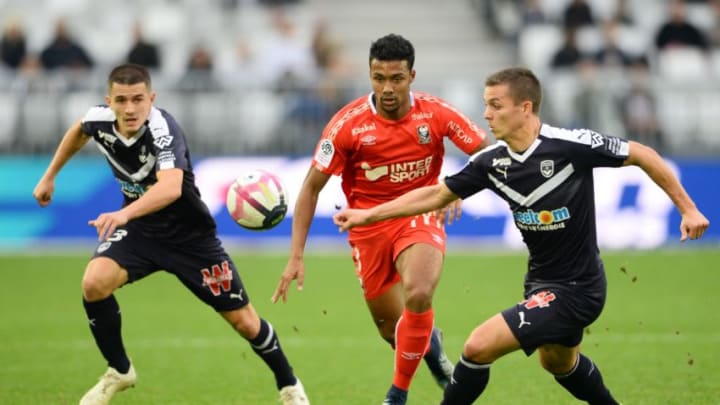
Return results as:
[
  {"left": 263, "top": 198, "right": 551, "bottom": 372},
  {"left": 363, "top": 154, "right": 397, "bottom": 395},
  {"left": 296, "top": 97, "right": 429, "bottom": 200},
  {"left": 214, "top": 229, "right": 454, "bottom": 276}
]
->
[{"left": 225, "top": 169, "right": 288, "bottom": 230}]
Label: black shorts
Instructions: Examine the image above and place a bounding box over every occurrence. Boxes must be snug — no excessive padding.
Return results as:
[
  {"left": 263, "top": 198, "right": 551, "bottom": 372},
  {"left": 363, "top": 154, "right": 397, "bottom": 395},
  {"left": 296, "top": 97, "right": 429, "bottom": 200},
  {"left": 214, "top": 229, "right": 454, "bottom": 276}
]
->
[
  {"left": 91, "top": 222, "right": 250, "bottom": 312},
  {"left": 501, "top": 284, "right": 606, "bottom": 356}
]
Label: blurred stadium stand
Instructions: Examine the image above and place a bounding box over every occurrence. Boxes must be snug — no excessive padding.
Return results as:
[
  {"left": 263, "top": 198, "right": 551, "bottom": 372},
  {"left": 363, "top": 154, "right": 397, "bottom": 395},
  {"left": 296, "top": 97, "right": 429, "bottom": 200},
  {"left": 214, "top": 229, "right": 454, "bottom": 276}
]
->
[{"left": 0, "top": 0, "right": 718, "bottom": 156}]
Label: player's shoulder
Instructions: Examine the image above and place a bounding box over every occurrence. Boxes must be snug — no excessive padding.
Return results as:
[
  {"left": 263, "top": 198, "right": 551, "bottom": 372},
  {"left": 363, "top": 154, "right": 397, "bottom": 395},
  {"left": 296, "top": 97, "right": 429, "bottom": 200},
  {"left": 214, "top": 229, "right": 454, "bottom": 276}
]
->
[
  {"left": 81, "top": 105, "right": 114, "bottom": 124},
  {"left": 325, "top": 94, "right": 373, "bottom": 139},
  {"left": 147, "top": 107, "right": 172, "bottom": 138},
  {"left": 412, "top": 91, "right": 453, "bottom": 110},
  {"left": 540, "top": 123, "right": 604, "bottom": 147},
  {"left": 468, "top": 141, "right": 508, "bottom": 164}
]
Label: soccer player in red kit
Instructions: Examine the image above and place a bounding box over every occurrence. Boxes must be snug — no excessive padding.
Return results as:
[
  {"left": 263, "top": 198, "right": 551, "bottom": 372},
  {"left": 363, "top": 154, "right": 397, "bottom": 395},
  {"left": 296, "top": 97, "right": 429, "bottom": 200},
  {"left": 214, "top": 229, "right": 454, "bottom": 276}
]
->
[{"left": 272, "top": 34, "right": 488, "bottom": 404}]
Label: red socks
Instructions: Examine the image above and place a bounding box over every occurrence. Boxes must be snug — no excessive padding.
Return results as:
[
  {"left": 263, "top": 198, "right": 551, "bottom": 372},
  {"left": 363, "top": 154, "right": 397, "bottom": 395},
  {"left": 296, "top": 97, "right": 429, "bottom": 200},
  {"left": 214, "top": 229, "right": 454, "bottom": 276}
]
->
[{"left": 393, "top": 308, "right": 434, "bottom": 390}]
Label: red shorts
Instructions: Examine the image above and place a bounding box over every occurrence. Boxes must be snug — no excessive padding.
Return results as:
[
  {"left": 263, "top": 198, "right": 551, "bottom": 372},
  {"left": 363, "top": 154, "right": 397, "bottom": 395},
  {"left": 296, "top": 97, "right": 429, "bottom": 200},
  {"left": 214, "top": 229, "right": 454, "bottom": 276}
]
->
[{"left": 348, "top": 213, "right": 446, "bottom": 300}]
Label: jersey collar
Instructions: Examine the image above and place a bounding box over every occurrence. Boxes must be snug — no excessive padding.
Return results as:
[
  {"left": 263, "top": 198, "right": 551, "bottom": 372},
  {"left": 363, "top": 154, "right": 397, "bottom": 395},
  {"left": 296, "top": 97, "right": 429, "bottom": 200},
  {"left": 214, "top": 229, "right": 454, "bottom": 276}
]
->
[{"left": 367, "top": 91, "right": 415, "bottom": 116}]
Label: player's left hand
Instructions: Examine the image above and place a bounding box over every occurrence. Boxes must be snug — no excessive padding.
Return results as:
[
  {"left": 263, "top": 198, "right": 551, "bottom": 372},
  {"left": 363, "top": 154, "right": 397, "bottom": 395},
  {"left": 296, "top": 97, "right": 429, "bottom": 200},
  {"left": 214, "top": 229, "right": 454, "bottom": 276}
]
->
[
  {"left": 88, "top": 211, "right": 129, "bottom": 241},
  {"left": 680, "top": 209, "right": 709, "bottom": 241},
  {"left": 435, "top": 199, "right": 462, "bottom": 225}
]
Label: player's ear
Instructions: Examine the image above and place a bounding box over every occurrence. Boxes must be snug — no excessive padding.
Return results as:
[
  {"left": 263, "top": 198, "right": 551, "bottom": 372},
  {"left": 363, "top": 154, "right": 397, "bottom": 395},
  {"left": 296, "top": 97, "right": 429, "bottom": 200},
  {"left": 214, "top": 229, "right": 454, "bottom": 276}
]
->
[
  {"left": 410, "top": 69, "right": 416, "bottom": 83},
  {"left": 150, "top": 91, "right": 157, "bottom": 104},
  {"left": 104, "top": 95, "right": 111, "bottom": 105},
  {"left": 522, "top": 100, "right": 532, "bottom": 114}
]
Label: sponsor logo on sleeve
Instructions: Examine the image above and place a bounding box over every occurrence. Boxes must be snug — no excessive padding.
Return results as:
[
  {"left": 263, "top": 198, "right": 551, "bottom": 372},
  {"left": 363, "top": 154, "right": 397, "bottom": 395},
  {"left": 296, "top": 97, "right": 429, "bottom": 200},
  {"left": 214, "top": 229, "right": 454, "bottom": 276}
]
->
[
  {"left": 315, "top": 139, "right": 334, "bottom": 168},
  {"left": 158, "top": 150, "right": 176, "bottom": 170},
  {"left": 153, "top": 135, "right": 173, "bottom": 149}
]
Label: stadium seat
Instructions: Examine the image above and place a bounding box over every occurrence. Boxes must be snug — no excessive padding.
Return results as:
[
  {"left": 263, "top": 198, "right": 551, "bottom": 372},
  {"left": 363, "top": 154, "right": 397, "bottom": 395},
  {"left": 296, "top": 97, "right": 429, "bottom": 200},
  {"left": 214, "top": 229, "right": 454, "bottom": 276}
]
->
[
  {"left": 61, "top": 91, "right": 103, "bottom": 130},
  {"left": 0, "top": 92, "right": 19, "bottom": 150},
  {"left": 657, "top": 47, "right": 710, "bottom": 83},
  {"left": 20, "top": 93, "right": 60, "bottom": 151},
  {"left": 517, "top": 24, "right": 563, "bottom": 78}
]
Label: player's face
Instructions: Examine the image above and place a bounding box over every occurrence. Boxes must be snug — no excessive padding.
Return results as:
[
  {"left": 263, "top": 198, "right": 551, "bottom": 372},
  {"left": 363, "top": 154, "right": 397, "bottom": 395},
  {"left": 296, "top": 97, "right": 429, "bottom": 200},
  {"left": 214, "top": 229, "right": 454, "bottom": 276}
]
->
[
  {"left": 483, "top": 83, "right": 527, "bottom": 141},
  {"left": 106, "top": 82, "right": 156, "bottom": 137},
  {"left": 369, "top": 59, "right": 415, "bottom": 120}
]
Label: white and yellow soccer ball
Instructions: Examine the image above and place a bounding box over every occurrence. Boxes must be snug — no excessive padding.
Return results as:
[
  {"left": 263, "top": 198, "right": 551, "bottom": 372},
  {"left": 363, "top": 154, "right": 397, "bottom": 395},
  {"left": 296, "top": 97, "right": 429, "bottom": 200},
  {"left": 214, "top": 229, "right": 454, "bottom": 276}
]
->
[{"left": 225, "top": 169, "right": 288, "bottom": 231}]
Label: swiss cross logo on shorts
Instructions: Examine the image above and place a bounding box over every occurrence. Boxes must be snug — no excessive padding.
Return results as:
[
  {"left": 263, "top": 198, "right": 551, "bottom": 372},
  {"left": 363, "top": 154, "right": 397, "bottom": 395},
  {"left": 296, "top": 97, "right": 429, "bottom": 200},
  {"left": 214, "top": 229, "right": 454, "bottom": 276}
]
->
[
  {"left": 521, "top": 291, "right": 556, "bottom": 309},
  {"left": 201, "top": 260, "right": 233, "bottom": 296}
]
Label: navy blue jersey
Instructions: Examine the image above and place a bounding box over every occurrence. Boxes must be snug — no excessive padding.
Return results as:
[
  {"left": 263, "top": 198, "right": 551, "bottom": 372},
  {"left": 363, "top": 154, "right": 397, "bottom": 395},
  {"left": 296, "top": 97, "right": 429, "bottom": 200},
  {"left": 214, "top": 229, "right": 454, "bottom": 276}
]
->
[
  {"left": 81, "top": 106, "right": 216, "bottom": 242},
  {"left": 445, "top": 124, "right": 629, "bottom": 288}
]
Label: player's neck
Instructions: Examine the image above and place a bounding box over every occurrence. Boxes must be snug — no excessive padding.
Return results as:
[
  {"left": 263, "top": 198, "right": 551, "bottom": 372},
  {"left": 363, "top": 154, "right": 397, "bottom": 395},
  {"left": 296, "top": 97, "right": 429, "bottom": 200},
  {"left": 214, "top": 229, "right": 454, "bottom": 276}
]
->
[{"left": 507, "top": 117, "right": 541, "bottom": 153}]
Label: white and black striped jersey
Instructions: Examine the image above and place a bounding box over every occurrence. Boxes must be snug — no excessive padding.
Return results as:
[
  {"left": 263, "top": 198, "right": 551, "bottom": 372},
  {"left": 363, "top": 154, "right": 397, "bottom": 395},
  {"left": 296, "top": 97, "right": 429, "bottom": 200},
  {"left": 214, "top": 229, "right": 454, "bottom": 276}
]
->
[
  {"left": 445, "top": 124, "right": 630, "bottom": 288},
  {"left": 81, "top": 106, "right": 216, "bottom": 242}
]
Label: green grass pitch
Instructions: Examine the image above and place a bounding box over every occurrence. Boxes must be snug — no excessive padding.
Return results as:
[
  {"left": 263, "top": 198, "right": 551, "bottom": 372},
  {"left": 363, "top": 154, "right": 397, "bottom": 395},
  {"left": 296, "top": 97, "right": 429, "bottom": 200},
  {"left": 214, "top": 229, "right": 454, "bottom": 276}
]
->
[{"left": 0, "top": 248, "right": 718, "bottom": 404}]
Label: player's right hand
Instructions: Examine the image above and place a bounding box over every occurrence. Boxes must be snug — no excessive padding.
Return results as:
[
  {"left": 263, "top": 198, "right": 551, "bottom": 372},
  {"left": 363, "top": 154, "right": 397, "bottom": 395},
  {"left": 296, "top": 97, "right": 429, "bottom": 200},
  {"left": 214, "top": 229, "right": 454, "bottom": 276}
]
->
[
  {"left": 680, "top": 208, "right": 709, "bottom": 241},
  {"left": 333, "top": 208, "right": 372, "bottom": 232},
  {"left": 272, "top": 258, "right": 305, "bottom": 303},
  {"left": 33, "top": 179, "right": 55, "bottom": 207}
]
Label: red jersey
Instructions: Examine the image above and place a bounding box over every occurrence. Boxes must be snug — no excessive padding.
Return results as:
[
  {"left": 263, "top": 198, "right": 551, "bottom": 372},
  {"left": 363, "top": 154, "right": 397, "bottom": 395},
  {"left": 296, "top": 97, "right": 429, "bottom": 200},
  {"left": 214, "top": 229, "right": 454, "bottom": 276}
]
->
[{"left": 312, "top": 91, "right": 486, "bottom": 213}]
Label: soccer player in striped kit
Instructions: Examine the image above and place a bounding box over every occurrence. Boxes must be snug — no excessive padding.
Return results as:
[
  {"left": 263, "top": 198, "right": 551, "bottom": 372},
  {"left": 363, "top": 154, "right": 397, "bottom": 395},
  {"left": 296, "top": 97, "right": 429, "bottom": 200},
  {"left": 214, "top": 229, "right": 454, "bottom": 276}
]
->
[{"left": 333, "top": 67, "right": 709, "bottom": 405}]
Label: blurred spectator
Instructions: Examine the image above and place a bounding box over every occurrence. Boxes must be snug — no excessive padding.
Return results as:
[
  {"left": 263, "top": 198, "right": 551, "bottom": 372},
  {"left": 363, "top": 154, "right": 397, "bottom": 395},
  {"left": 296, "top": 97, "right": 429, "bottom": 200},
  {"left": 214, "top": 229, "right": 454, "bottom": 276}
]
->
[
  {"left": 655, "top": 0, "right": 709, "bottom": 51},
  {"left": 594, "top": 20, "right": 634, "bottom": 68},
  {"left": 611, "top": 0, "right": 634, "bottom": 25},
  {"left": 275, "top": 19, "right": 354, "bottom": 154},
  {"left": 1, "top": 18, "right": 27, "bottom": 69},
  {"left": 258, "top": 0, "right": 302, "bottom": 6},
  {"left": 522, "top": 0, "right": 547, "bottom": 25},
  {"left": 40, "top": 19, "right": 94, "bottom": 70},
  {"left": 217, "top": 38, "right": 260, "bottom": 89},
  {"left": 127, "top": 22, "right": 161, "bottom": 69},
  {"left": 257, "top": 10, "right": 317, "bottom": 89},
  {"left": 619, "top": 60, "right": 664, "bottom": 151},
  {"left": 563, "top": 0, "right": 595, "bottom": 30},
  {"left": 177, "top": 45, "right": 220, "bottom": 92},
  {"left": 707, "top": 0, "right": 720, "bottom": 47},
  {"left": 551, "top": 27, "right": 584, "bottom": 69}
]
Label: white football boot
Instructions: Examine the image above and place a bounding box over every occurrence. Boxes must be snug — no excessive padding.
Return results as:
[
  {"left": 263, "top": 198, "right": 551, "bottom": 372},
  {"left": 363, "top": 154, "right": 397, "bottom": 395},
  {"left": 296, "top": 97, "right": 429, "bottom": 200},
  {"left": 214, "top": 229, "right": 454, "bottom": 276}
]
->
[
  {"left": 79, "top": 363, "right": 136, "bottom": 405},
  {"left": 279, "top": 378, "right": 310, "bottom": 405}
]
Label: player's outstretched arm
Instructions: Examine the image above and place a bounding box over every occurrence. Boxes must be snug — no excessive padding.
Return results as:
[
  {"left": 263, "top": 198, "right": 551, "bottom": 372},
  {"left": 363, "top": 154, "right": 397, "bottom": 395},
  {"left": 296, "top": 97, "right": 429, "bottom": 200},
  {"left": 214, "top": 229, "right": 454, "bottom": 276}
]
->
[
  {"left": 88, "top": 168, "right": 183, "bottom": 241},
  {"left": 272, "top": 167, "right": 331, "bottom": 303},
  {"left": 33, "top": 120, "right": 90, "bottom": 207},
  {"left": 624, "top": 141, "right": 709, "bottom": 240},
  {"left": 333, "top": 183, "right": 459, "bottom": 232}
]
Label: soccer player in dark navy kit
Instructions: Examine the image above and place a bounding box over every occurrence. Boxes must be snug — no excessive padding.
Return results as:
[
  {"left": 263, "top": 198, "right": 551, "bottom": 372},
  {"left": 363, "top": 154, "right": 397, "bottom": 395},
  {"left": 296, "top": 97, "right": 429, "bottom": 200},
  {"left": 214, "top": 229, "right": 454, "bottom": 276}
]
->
[
  {"left": 33, "top": 64, "right": 310, "bottom": 405},
  {"left": 333, "top": 67, "right": 709, "bottom": 404}
]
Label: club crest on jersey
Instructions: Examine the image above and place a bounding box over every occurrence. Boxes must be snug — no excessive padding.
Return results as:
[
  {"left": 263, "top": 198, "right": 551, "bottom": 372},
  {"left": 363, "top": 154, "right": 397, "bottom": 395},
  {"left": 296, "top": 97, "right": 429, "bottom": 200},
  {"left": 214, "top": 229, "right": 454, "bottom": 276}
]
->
[
  {"left": 540, "top": 160, "right": 554, "bottom": 178},
  {"left": 138, "top": 145, "right": 149, "bottom": 163},
  {"left": 416, "top": 124, "right": 431, "bottom": 144}
]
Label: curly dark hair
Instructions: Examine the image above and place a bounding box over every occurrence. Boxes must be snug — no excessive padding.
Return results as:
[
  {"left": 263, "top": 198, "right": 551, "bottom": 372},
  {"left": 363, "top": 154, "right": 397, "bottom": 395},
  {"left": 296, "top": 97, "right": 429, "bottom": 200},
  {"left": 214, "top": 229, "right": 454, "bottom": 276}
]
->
[{"left": 369, "top": 34, "right": 415, "bottom": 69}]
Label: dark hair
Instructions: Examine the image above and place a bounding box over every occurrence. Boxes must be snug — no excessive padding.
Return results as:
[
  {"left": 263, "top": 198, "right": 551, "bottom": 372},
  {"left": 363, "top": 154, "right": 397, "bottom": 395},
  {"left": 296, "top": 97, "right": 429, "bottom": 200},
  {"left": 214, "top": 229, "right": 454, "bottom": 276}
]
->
[
  {"left": 369, "top": 34, "right": 415, "bottom": 69},
  {"left": 485, "top": 67, "right": 542, "bottom": 114},
  {"left": 107, "top": 63, "right": 152, "bottom": 91}
]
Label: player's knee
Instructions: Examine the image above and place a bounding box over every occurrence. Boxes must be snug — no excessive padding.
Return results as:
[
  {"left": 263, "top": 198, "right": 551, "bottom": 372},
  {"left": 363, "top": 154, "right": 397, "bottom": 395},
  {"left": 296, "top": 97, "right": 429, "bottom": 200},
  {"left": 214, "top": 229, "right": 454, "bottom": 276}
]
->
[
  {"left": 403, "top": 284, "right": 434, "bottom": 310},
  {"left": 538, "top": 348, "right": 577, "bottom": 374},
  {"left": 81, "top": 274, "right": 113, "bottom": 301},
  {"left": 462, "top": 337, "right": 496, "bottom": 364},
  {"left": 82, "top": 258, "right": 125, "bottom": 301}
]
